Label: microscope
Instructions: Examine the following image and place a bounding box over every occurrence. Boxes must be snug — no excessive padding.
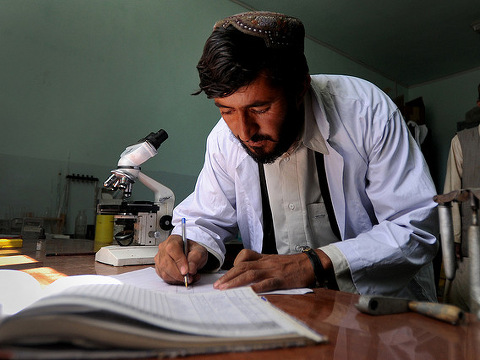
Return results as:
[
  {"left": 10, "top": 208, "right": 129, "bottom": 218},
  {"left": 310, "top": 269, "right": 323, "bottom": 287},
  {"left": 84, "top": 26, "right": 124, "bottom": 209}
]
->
[{"left": 95, "top": 129, "right": 175, "bottom": 266}]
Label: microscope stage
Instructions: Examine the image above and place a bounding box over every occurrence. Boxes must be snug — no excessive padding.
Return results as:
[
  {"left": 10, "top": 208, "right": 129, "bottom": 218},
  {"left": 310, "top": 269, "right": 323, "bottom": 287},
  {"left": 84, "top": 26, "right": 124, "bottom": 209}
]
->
[{"left": 95, "top": 245, "right": 158, "bottom": 266}]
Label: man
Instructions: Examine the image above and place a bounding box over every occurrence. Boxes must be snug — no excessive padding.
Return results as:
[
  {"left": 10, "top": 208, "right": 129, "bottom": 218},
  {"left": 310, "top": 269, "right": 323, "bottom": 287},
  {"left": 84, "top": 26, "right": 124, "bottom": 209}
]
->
[
  {"left": 443, "top": 86, "right": 480, "bottom": 311},
  {"left": 154, "top": 12, "right": 439, "bottom": 301}
]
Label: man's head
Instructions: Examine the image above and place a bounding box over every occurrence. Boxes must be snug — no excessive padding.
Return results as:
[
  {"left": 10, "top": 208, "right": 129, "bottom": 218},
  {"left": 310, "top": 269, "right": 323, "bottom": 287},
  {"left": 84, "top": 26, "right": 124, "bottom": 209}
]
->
[
  {"left": 195, "top": 12, "right": 310, "bottom": 163},
  {"left": 196, "top": 12, "right": 308, "bottom": 99}
]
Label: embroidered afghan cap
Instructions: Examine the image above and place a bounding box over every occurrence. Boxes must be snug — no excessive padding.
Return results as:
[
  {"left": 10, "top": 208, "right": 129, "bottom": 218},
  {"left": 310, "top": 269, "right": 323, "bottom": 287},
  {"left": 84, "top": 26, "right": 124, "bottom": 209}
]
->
[{"left": 213, "top": 11, "right": 305, "bottom": 52}]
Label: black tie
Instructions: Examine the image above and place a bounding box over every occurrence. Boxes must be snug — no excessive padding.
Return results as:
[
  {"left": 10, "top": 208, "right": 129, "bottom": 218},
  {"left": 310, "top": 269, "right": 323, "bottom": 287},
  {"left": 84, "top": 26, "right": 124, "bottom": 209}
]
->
[
  {"left": 258, "top": 162, "right": 277, "bottom": 254},
  {"left": 314, "top": 152, "right": 341, "bottom": 240}
]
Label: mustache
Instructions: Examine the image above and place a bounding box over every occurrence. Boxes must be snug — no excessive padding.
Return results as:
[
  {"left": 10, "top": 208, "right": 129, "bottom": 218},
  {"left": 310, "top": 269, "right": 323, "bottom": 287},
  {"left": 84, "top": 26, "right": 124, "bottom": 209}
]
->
[{"left": 237, "top": 133, "right": 279, "bottom": 144}]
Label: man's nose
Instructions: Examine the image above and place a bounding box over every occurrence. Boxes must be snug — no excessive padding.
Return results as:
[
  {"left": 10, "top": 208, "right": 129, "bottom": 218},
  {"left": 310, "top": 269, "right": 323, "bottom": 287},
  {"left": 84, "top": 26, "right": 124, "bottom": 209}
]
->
[{"left": 237, "top": 111, "right": 258, "bottom": 142}]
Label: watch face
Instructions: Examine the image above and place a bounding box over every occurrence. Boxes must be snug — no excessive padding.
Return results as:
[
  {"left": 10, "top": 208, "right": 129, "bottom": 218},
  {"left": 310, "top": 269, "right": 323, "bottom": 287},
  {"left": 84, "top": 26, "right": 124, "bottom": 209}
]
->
[{"left": 295, "top": 245, "right": 311, "bottom": 252}]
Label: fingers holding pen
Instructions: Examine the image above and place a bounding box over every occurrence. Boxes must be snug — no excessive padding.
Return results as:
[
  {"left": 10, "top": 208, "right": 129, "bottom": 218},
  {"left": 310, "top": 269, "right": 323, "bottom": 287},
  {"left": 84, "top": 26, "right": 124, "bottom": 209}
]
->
[
  {"left": 154, "top": 235, "right": 189, "bottom": 284},
  {"left": 154, "top": 234, "right": 209, "bottom": 285}
]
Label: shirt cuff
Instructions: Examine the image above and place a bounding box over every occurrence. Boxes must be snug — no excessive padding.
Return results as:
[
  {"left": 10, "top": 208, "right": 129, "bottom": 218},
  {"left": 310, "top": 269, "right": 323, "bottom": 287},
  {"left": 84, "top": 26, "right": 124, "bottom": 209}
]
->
[
  {"left": 321, "top": 244, "right": 358, "bottom": 294},
  {"left": 196, "top": 243, "right": 223, "bottom": 272}
]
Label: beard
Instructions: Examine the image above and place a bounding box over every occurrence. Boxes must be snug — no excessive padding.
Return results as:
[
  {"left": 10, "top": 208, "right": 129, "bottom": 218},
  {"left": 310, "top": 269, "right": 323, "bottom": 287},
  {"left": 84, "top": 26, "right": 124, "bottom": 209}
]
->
[
  {"left": 238, "top": 134, "right": 288, "bottom": 164},
  {"left": 238, "top": 104, "right": 303, "bottom": 164}
]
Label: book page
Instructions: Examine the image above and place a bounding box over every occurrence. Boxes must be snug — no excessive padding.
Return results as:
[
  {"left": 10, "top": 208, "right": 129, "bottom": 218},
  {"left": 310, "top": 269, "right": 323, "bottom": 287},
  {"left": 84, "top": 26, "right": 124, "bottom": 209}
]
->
[
  {"left": 1, "top": 267, "right": 310, "bottom": 318},
  {"left": 0, "top": 270, "right": 43, "bottom": 316},
  {"left": 111, "top": 267, "right": 312, "bottom": 295},
  {"left": 111, "top": 267, "right": 222, "bottom": 293},
  {"left": 26, "top": 284, "right": 323, "bottom": 341},
  {"left": 44, "top": 274, "right": 123, "bottom": 296},
  {"left": 0, "top": 270, "right": 125, "bottom": 317}
]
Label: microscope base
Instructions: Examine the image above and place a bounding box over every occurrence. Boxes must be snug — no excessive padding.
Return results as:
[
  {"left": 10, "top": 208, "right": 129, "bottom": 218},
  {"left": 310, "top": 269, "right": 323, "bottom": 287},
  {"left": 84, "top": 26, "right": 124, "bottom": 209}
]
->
[{"left": 95, "top": 245, "right": 158, "bottom": 266}]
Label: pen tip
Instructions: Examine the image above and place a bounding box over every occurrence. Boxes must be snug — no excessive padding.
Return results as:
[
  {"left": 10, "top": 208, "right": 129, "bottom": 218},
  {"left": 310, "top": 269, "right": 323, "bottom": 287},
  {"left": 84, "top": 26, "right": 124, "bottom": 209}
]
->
[{"left": 184, "top": 275, "right": 188, "bottom": 288}]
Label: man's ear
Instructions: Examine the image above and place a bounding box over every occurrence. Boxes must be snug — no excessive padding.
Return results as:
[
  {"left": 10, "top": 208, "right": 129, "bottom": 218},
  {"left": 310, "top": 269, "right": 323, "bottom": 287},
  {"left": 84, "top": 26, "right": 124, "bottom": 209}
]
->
[{"left": 296, "top": 75, "right": 311, "bottom": 107}]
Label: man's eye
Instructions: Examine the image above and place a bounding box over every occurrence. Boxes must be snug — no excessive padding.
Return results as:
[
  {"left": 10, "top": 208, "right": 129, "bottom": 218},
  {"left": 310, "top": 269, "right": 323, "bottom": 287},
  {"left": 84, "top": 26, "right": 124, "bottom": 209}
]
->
[
  {"left": 220, "top": 110, "right": 232, "bottom": 116},
  {"left": 251, "top": 108, "right": 268, "bottom": 114}
]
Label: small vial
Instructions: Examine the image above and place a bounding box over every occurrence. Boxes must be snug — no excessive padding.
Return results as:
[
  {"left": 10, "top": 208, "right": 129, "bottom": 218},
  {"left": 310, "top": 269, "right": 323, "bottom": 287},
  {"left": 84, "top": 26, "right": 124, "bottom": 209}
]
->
[{"left": 36, "top": 227, "right": 46, "bottom": 251}]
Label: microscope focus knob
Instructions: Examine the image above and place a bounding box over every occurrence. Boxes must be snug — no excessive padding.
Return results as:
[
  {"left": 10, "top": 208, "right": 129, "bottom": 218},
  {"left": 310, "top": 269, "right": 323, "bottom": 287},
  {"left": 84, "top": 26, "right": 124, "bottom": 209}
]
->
[{"left": 159, "top": 215, "right": 174, "bottom": 231}]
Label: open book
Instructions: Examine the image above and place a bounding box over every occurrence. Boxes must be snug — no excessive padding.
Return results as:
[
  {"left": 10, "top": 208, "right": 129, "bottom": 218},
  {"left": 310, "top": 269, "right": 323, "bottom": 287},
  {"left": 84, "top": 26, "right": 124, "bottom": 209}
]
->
[{"left": 0, "top": 270, "right": 326, "bottom": 358}]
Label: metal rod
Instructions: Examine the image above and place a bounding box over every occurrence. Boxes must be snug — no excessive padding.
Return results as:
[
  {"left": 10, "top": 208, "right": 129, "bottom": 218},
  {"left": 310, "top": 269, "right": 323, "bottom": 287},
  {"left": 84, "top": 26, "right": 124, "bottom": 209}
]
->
[
  {"left": 469, "top": 195, "right": 480, "bottom": 320},
  {"left": 438, "top": 204, "right": 456, "bottom": 303}
]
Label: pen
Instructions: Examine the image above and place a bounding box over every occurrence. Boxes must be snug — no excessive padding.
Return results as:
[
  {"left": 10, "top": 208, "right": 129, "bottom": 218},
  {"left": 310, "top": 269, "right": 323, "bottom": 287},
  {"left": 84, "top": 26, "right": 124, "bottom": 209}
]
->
[{"left": 182, "top": 218, "right": 188, "bottom": 288}]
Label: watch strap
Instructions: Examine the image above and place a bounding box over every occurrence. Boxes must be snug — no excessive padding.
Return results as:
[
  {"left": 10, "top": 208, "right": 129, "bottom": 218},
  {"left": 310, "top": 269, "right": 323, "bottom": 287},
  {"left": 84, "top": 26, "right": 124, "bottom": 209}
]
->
[{"left": 297, "top": 246, "right": 325, "bottom": 287}]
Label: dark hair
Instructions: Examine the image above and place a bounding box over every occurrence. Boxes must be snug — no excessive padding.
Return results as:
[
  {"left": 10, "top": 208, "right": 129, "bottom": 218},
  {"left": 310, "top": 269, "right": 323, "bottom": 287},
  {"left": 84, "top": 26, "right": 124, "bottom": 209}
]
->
[{"left": 194, "top": 26, "right": 309, "bottom": 99}]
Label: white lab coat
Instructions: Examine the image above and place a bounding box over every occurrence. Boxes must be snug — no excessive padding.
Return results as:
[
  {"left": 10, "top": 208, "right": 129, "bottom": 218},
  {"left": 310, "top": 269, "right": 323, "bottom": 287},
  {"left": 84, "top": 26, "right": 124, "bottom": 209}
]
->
[{"left": 172, "top": 75, "right": 439, "bottom": 301}]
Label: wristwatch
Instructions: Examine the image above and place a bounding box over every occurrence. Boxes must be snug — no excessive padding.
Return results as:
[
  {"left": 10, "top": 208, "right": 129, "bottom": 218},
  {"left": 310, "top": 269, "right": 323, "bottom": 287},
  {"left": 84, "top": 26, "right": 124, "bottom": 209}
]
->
[{"left": 296, "top": 245, "right": 325, "bottom": 288}]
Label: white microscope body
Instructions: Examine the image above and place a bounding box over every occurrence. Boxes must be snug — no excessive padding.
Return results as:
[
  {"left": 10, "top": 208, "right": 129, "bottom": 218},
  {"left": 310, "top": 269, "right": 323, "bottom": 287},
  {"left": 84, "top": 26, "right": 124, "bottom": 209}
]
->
[{"left": 95, "top": 129, "right": 175, "bottom": 266}]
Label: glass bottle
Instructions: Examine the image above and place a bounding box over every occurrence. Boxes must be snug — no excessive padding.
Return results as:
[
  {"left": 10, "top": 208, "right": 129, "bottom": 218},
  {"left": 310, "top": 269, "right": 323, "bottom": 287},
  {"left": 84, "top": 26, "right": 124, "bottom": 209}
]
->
[{"left": 74, "top": 210, "right": 87, "bottom": 239}]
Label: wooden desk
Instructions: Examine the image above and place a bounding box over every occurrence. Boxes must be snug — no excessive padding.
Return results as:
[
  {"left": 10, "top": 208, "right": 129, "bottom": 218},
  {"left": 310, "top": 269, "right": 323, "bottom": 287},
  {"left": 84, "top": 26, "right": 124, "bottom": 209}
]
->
[{"left": 2, "top": 239, "right": 480, "bottom": 359}]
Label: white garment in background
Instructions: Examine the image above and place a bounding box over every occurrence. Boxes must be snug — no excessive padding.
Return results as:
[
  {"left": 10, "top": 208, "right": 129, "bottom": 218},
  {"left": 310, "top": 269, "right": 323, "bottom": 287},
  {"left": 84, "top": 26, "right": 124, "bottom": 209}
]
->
[{"left": 407, "top": 121, "right": 428, "bottom": 146}]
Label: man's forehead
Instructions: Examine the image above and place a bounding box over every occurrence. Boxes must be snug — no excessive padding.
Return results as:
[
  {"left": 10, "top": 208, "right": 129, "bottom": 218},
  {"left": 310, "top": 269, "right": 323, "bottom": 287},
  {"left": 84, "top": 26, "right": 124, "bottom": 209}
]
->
[{"left": 213, "top": 76, "right": 285, "bottom": 106}]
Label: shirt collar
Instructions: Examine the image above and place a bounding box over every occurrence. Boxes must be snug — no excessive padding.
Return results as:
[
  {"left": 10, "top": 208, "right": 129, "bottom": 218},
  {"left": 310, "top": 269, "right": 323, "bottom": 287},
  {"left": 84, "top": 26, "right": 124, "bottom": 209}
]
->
[{"left": 301, "top": 88, "right": 329, "bottom": 155}]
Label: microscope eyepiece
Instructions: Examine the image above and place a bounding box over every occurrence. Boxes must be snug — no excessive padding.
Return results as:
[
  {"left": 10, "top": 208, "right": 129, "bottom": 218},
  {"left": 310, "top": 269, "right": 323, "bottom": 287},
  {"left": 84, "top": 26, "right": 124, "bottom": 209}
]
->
[
  {"left": 143, "top": 129, "right": 168, "bottom": 150},
  {"left": 106, "top": 129, "right": 170, "bottom": 200}
]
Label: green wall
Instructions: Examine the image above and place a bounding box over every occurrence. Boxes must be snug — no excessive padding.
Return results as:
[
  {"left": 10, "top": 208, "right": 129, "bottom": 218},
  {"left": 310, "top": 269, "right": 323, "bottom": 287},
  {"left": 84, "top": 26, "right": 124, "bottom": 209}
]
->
[
  {"left": 1, "top": 0, "right": 245, "bottom": 232},
  {"left": 0, "top": 0, "right": 424, "bottom": 234}
]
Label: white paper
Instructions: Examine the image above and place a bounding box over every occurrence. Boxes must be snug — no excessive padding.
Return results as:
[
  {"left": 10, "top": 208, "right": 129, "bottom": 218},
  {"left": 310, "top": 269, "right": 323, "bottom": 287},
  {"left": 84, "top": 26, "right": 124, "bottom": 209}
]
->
[
  {"left": 0, "top": 270, "right": 43, "bottom": 316},
  {"left": 111, "top": 267, "right": 313, "bottom": 295},
  {"left": 111, "top": 267, "right": 222, "bottom": 293}
]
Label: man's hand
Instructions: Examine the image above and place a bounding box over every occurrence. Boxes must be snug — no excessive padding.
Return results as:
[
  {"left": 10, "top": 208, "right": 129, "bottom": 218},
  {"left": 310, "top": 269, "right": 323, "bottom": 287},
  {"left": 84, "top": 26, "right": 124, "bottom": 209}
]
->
[
  {"left": 213, "top": 249, "right": 328, "bottom": 293},
  {"left": 154, "top": 235, "right": 208, "bottom": 285}
]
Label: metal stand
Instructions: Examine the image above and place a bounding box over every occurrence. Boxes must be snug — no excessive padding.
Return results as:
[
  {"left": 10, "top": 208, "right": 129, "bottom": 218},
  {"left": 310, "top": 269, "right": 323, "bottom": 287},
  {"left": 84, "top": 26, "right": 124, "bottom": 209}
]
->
[
  {"left": 437, "top": 202, "right": 456, "bottom": 302},
  {"left": 468, "top": 194, "right": 480, "bottom": 319},
  {"left": 435, "top": 189, "right": 480, "bottom": 319}
]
